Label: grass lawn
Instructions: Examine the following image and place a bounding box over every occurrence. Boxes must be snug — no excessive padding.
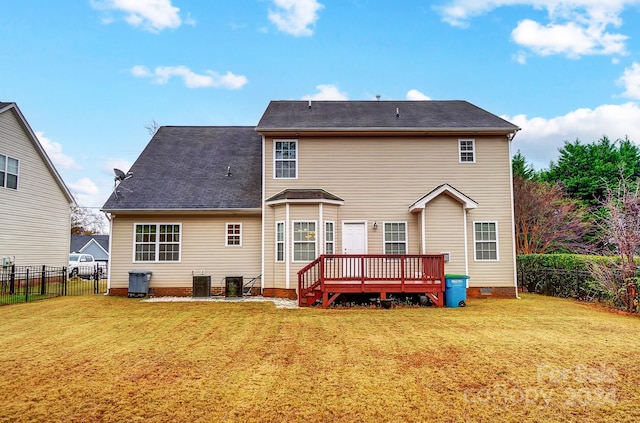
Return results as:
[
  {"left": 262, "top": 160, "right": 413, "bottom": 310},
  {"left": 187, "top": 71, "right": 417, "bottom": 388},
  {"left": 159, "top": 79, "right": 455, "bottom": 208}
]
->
[{"left": 0, "top": 294, "right": 638, "bottom": 422}]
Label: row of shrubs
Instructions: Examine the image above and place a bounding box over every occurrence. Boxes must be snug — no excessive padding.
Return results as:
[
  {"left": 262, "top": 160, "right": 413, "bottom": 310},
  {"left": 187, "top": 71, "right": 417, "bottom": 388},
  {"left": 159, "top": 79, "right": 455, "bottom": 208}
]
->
[{"left": 517, "top": 254, "right": 635, "bottom": 304}]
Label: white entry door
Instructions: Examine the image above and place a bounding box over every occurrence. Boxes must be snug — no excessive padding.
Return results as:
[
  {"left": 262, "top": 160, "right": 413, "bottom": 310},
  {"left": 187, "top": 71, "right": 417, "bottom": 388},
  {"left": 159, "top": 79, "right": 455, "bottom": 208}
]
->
[{"left": 342, "top": 222, "right": 367, "bottom": 277}]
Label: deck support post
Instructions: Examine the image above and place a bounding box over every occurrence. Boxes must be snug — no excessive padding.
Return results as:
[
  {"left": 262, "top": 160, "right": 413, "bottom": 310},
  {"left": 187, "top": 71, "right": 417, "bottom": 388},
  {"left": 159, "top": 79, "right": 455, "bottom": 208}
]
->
[{"left": 322, "top": 292, "right": 341, "bottom": 309}]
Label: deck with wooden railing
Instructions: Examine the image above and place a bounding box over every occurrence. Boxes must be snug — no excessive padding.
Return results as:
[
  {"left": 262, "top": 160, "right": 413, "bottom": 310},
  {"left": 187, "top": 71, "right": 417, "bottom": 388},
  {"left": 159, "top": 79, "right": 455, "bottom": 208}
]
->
[{"left": 297, "top": 254, "right": 445, "bottom": 308}]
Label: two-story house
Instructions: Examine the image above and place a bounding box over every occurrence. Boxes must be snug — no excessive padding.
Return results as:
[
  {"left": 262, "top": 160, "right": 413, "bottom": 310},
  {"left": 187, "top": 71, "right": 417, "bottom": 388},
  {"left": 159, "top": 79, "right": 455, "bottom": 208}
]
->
[
  {"left": 102, "top": 100, "right": 520, "bottom": 305},
  {"left": 0, "top": 102, "right": 75, "bottom": 267}
]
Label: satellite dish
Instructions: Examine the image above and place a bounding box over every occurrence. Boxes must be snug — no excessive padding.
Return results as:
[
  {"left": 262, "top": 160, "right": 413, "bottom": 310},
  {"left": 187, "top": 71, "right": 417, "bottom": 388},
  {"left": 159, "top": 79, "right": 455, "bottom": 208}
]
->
[
  {"left": 114, "top": 168, "right": 133, "bottom": 182},
  {"left": 113, "top": 168, "right": 133, "bottom": 199}
]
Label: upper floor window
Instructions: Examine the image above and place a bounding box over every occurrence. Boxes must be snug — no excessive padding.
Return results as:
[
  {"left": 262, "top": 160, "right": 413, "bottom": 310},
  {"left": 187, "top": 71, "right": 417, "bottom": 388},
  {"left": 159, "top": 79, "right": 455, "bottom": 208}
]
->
[
  {"left": 0, "top": 154, "right": 19, "bottom": 189},
  {"left": 274, "top": 140, "right": 297, "bottom": 178},
  {"left": 474, "top": 221, "right": 498, "bottom": 261},
  {"left": 459, "top": 139, "right": 475, "bottom": 163},
  {"left": 226, "top": 223, "right": 242, "bottom": 247},
  {"left": 384, "top": 222, "right": 407, "bottom": 254},
  {"left": 134, "top": 223, "right": 181, "bottom": 262}
]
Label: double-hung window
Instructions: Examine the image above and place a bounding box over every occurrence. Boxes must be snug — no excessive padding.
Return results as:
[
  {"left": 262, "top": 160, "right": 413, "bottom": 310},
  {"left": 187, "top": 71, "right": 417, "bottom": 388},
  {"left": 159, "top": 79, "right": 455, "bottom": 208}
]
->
[
  {"left": 325, "top": 221, "right": 335, "bottom": 254},
  {"left": 474, "top": 222, "right": 498, "bottom": 260},
  {"left": 459, "top": 139, "right": 475, "bottom": 163},
  {"left": 0, "top": 154, "right": 19, "bottom": 189},
  {"left": 293, "top": 221, "right": 316, "bottom": 262},
  {"left": 134, "top": 223, "right": 181, "bottom": 262},
  {"left": 384, "top": 222, "right": 407, "bottom": 254},
  {"left": 274, "top": 140, "right": 297, "bottom": 178},
  {"left": 276, "top": 222, "right": 285, "bottom": 262},
  {"left": 226, "top": 223, "right": 242, "bottom": 246}
]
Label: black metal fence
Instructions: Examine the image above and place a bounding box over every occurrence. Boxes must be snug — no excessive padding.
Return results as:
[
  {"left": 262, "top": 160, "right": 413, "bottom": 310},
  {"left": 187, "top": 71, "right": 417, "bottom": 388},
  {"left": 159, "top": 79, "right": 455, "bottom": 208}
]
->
[{"left": 0, "top": 265, "right": 107, "bottom": 306}]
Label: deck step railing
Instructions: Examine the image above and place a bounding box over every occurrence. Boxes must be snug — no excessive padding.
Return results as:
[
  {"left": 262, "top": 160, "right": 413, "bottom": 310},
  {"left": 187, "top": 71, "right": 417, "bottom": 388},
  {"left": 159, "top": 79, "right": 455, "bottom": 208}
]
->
[{"left": 298, "top": 254, "right": 445, "bottom": 307}]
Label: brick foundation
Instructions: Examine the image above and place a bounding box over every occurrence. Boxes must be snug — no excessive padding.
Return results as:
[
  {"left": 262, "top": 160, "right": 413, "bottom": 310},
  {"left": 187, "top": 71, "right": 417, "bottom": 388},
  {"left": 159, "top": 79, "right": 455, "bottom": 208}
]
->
[
  {"left": 109, "top": 286, "right": 262, "bottom": 298},
  {"left": 262, "top": 288, "right": 298, "bottom": 300},
  {"left": 467, "top": 286, "right": 517, "bottom": 299}
]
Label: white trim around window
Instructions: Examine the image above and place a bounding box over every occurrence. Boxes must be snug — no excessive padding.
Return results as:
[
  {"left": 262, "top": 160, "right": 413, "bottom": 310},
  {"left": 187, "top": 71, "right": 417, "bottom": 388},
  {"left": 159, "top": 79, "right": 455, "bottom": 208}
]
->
[
  {"left": 0, "top": 154, "right": 19, "bottom": 190},
  {"left": 133, "top": 223, "right": 181, "bottom": 262},
  {"left": 383, "top": 221, "right": 408, "bottom": 255},
  {"left": 324, "top": 221, "right": 335, "bottom": 254},
  {"left": 458, "top": 139, "right": 475, "bottom": 163},
  {"left": 275, "top": 221, "right": 285, "bottom": 262},
  {"left": 225, "top": 223, "right": 242, "bottom": 247},
  {"left": 473, "top": 221, "right": 499, "bottom": 261},
  {"left": 292, "top": 220, "right": 317, "bottom": 262},
  {"left": 274, "top": 139, "right": 298, "bottom": 179}
]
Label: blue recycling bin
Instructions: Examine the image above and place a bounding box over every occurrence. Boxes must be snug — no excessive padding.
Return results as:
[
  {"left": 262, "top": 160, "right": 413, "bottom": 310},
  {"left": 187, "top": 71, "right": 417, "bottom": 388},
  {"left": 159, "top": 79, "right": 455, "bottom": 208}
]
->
[{"left": 445, "top": 274, "right": 469, "bottom": 308}]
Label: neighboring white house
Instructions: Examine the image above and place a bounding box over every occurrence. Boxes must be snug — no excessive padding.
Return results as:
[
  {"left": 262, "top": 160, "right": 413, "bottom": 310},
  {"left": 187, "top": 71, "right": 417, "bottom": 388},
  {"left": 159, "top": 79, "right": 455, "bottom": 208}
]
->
[{"left": 0, "top": 102, "right": 75, "bottom": 267}]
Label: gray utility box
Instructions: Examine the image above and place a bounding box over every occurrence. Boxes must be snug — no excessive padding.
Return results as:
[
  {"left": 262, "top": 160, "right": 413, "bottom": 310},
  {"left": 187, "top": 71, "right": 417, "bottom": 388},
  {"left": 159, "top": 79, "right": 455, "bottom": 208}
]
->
[
  {"left": 128, "top": 270, "right": 152, "bottom": 298},
  {"left": 193, "top": 275, "right": 211, "bottom": 298},
  {"left": 225, "top": 276, "right": 243, "bottom": 297}
]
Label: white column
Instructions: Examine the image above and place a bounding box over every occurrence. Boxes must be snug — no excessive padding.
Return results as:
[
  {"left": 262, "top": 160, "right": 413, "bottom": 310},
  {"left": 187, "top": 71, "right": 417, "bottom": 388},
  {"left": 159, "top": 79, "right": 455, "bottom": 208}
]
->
[{"left": 285, "top": 203, "right": 290, "bottom": 290}]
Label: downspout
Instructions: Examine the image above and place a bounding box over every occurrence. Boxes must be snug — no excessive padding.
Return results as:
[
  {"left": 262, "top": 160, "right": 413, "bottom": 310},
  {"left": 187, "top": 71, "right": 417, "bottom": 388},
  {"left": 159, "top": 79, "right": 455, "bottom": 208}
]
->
[
  {"left": 285, "top": 203, "right": 290, "bottom": 290},
  {"left": 105, "top": 212, "right": 113, "bottom": 295},
  {"left": 508, "top": 130, "right": 521, "bottom": 299},
  {"left": 260, "top": 135, "right": 266, "bottom": 292},
  {"left": 463, "top": 205, "right": 469, "bottom": 279}
]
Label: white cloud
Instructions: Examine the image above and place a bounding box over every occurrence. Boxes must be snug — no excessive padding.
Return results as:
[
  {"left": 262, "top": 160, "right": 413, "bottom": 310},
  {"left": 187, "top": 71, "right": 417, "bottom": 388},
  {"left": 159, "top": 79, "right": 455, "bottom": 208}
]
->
[
  {"left": 68, "top": 177, "right": 102, "bottom": 208},
  {"left": 512, "top": 51, "right": 527, "bottom": 64},
  {"left": 35, "top": 131, "right": 79, "bottom": 171},
  {"left": 435, "top": 1, "right": 636, "bottom": 58},
  {"left": 131, "top": 65, "right": 248, "bottom": 89},
  {"left": 618, "top": 62, "right": 640, "bottom": 99},
  {"left": 69, "top": 177, "right": 100, "bottom": 196},
  {"left": 268, "top": 0, "right": 324, "bottom": 37},
  {"left": 301, "top": 84, "right": 348, "bottom": 100},
  {"left": 511, "top": 18, "right": 627, "bottom": 58},
  {"left": 504, "top": 102, "right": 640, "bottom": 170},
  {"left": 406, "top": 89, "right": 431, "bottom": 100},
  {"left": 91, "top": 0, "right": 183, "bottom": 32}
]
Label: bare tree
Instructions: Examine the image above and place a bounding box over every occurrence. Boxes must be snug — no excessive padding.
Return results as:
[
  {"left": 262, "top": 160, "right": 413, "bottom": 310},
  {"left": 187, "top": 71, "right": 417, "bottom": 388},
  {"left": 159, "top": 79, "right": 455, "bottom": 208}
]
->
[
  {"left": 592, "top": 176, "right": 640, "bottom": 311},
  {"left": 71, "top": 206, "right": 107, "bottom": 235},
  {"left": 514, "top": 176, "right": 590, "bottom": 254},
  {"left": 145, "top": 119, "right": 160, "bottom": 136}
]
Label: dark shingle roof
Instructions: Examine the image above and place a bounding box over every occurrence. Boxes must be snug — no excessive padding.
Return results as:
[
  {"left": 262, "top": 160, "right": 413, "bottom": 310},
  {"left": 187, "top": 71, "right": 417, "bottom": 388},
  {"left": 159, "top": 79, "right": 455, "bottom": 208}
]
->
[
  {"left": 102, "top": 126, "right": 262, "bottom": 211},
  {"left": 266, "top": 189, "right": 344, "bottom": 203},
  {"left": 70, "top": 235, "right": 110, "bottom": 253},
  {"left": 256, "top": 100, "right": 519, "bottom": 132}
]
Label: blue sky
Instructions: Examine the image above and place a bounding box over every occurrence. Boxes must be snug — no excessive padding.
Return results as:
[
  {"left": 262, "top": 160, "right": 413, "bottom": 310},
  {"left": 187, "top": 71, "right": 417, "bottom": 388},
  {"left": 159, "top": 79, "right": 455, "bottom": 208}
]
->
[{"left": 3, "top": 0, "right": 640, "bottom": 210}]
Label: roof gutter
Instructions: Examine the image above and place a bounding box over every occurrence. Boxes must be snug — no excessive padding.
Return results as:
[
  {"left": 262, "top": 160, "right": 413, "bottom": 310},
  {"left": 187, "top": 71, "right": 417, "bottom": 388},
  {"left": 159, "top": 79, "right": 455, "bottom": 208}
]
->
[
  {"left": 101, "top": 207, "right": 262, "bottom": 215},
  {"left": 256, "top": 126, "right": 520, "bottom": 134}
]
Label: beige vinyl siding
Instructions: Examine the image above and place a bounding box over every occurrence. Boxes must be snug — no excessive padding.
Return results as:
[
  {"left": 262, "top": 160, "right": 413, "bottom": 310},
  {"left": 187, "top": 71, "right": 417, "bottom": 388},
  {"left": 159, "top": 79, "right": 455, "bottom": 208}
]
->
[
  {"left": 424, "top": 194, "right": 466, "bottom": 275},
  {"left": 109, "top": 214, "right": 261, "bottom": 290},
  {"left": 263, "top": 135, "right": 515, "bottom": 289},
  {"left": 0, "top": 109, "right": 71, "bottom": 267},
  {"left": 264, "top": 202, "right": 343, "bottom": 290}
]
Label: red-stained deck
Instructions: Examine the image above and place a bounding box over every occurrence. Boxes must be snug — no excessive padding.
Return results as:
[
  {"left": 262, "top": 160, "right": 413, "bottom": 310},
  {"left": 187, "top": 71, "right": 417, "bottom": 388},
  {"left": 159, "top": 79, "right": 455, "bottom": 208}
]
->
[{"left": 297, "top": 254, "right": 445, "bottom": 308}]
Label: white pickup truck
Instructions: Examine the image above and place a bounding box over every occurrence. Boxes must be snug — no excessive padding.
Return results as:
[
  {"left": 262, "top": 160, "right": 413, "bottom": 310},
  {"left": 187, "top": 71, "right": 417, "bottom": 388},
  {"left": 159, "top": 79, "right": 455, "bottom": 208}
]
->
[{"left": 68, "top": 253, "right": 106, "bottom": 279}]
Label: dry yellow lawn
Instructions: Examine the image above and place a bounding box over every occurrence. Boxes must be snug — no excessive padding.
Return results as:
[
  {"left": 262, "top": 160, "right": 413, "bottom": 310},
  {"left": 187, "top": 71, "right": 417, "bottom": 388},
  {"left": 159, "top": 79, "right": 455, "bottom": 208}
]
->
[{"left": 0, "top": 294, "right": 638, "bottom": 422}]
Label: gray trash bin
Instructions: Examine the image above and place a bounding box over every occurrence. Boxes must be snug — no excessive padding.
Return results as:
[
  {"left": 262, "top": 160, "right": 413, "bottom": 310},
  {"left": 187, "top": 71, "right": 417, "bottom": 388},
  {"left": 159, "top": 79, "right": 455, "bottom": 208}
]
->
[{"left": 128, "top": 270, "right": 152, "bottom": 298}]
